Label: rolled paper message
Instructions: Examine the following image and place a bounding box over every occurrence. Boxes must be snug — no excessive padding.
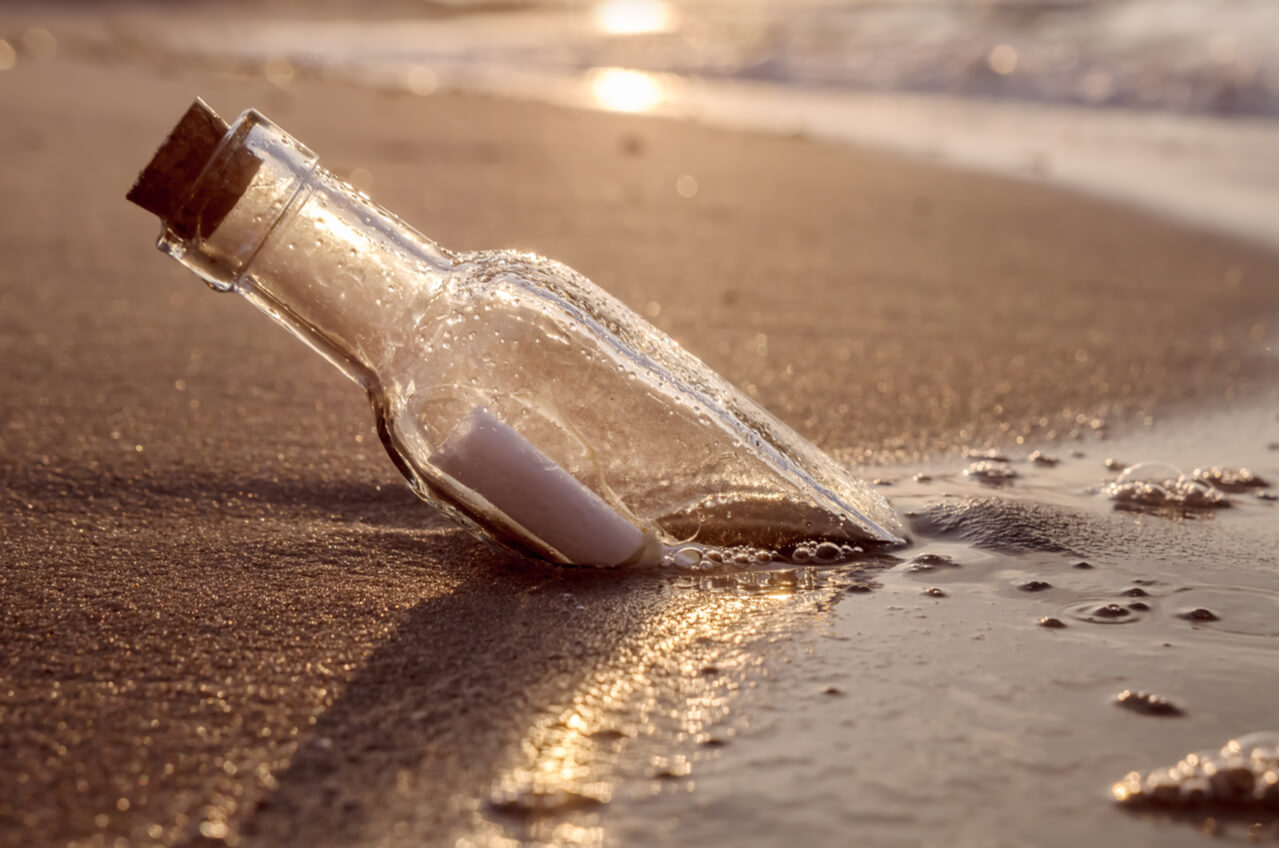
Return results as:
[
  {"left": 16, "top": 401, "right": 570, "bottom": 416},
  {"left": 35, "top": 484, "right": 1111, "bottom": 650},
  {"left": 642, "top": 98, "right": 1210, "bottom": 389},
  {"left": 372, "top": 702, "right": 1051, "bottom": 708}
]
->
[{"left": 430, "top": 406, "right": 650, "bottom": 566}]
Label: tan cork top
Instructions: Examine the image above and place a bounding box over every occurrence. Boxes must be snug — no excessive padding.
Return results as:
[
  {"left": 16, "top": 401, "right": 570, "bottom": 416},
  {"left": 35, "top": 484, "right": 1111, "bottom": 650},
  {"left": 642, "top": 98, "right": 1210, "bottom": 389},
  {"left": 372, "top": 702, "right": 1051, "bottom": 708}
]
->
[{"left": 126, "top": 99, "right": 260, "bottom": 240}]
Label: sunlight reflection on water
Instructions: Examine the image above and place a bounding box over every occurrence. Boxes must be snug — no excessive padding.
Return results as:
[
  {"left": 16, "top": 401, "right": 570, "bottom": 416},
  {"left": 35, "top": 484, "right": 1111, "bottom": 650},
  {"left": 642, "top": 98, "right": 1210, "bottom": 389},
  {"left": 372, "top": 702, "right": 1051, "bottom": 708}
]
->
[
  {"left": 589, "top": 67, "right": 664, "bottom": 112},
  {"left": 594, "top": 0, "right": 676, "bottom": 36},
  {"left": 469, "top": 576, "right": 824, "bottom": 846}
]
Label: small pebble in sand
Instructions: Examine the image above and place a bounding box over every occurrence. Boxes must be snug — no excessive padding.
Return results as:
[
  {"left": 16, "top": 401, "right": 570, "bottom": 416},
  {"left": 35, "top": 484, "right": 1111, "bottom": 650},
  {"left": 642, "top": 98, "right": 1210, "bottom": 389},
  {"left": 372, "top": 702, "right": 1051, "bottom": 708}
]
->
[
  {"left": 1122, "top": 587, "right": 1149, "bottom": 597},
  {"left": 912, "top": 472, "right": 932, "bottom": 483},
  {"left": 1018, "top": 580, "right": 1052, "bottom": 592},
  {"left": 1073, "top": 561, "right": 1095, "bottom": 569},
  {"left": 1127, "top": 601, "right": 1151, "bottom": 612},
  {"left": 1115, "top": 689, "right": 1184, "bottom": 717},
  {"left": 1028, "top": 450, "right": 1059, "bottom": 466},
  {"left": 619, "top": 132, "right": 645, "bottom": 156},
  {"left": 904, "top": 553, "right": 959, "bottom": 573},
  {"left": 1104, "top": 457, "right": 1127, "bottom": 471},
  {"left": 923, "top": 587, "right": 947, "bottom": 598},
  {"left": 1039, "top": 617, "right": 1067, "bottom": 628},
  {"left": 1178, "top": 607, "right": 1220, "bottom": 622}
]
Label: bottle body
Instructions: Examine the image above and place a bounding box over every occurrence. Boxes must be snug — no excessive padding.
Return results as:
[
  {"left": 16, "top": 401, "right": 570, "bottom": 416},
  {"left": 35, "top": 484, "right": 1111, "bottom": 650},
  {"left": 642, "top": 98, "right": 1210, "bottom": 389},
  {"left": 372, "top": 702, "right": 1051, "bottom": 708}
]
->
[{"left": 145, "top": 106, "right": 905, "bottom": 565}]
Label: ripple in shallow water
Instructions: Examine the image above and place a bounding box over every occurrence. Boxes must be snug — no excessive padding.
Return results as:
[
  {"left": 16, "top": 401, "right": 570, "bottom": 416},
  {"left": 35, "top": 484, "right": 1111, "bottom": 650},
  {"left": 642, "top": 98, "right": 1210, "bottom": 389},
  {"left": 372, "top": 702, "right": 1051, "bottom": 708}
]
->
[{"left": 1065, "top": 600, "right": 1150, "bottom": 624}]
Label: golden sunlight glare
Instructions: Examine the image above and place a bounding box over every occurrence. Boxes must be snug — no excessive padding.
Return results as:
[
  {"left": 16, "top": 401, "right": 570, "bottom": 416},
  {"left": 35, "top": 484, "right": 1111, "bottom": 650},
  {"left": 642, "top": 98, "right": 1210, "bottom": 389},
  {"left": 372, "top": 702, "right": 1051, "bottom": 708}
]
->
[
  {"left": 590, "top": 67, "right": 664, "bottom": 112},
  {"left": 594, "top": 0, "right": 675, "bottom": 35}
]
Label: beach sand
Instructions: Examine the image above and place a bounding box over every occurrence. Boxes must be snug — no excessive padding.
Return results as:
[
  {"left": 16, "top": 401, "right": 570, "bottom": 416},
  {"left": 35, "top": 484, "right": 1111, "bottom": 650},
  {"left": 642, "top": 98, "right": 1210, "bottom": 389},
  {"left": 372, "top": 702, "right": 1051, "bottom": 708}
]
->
[{"left": 0, "top": 14, "right": 1276, "bottom": 848}]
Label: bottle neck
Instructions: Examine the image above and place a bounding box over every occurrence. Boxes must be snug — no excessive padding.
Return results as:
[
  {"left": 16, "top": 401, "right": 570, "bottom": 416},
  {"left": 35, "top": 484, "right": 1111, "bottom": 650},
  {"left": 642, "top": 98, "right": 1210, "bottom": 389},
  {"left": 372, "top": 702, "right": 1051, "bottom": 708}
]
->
[{"left": 159, "top": 109, "right": 454, "bottom": 388}]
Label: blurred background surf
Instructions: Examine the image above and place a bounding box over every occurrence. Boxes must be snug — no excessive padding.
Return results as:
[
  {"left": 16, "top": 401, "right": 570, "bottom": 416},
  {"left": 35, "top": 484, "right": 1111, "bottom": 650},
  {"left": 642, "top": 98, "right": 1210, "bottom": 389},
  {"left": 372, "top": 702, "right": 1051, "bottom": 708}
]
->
[
  {"left": 10, "top": 0, "right": 1278, "bottom": 241},
  {"left": 175, "top": 0, "right": 1280, "bottom": 115}
]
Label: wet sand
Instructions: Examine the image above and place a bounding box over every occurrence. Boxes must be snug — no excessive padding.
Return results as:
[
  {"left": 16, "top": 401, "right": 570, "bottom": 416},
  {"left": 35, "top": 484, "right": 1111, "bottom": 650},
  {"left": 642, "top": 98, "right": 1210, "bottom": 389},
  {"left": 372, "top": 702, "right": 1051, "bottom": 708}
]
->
[{"left": 0, "top": 17, "right": 1276, "bottom": 848}]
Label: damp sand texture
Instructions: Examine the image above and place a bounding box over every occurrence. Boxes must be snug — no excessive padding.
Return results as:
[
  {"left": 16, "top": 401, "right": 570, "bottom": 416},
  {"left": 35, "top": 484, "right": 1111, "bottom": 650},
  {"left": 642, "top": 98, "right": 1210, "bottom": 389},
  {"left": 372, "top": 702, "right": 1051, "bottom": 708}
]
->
[{"left": 1, "top": 27, "right": 1278, "bottom": 848}]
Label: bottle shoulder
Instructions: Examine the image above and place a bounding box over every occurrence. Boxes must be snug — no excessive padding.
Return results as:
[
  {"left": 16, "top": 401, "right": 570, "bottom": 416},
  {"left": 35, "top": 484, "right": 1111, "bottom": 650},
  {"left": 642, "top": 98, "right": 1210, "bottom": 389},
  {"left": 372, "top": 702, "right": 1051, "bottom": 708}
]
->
[{"left": 447, "top": 250, "right": 588, "bottom": 292}]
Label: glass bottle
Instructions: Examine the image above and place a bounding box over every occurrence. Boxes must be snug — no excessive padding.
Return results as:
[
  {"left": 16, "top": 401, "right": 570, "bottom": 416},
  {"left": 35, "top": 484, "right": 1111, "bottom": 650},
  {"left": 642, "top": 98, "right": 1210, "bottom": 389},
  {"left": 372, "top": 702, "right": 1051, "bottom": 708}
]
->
[{"left": 128, "top": 100, "right": 905, "bottom": 567}]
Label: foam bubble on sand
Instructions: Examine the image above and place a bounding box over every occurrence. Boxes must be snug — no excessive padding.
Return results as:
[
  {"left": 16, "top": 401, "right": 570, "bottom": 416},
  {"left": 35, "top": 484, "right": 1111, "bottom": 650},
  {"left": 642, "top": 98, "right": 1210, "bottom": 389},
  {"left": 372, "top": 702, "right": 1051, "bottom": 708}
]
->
[
  {"left": 660, "top": 539, "right": 865, "bottom": 569},
  {"left": 1112, "top": 732, "right": 1279, "bottom": 810},
  {"left": 1114, "top": 689, "right": 1184, "bottom": 717},
  {"left": 1103, "top": 461, "right": 1229, "bottom": 509},
  {"left": 963, "top": 460, "right": 1018, "bottom": 485},
  {"left": 1191, "top": 465, "right": 1269, "bottom": 493}
]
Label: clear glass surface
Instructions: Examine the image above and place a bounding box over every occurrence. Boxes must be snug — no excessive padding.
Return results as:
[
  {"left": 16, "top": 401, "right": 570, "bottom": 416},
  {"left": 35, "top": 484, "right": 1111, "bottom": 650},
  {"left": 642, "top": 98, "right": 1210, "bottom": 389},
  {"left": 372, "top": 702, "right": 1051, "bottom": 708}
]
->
[{"left": 159, "top": 109, "right": 906, "bottom": 565}]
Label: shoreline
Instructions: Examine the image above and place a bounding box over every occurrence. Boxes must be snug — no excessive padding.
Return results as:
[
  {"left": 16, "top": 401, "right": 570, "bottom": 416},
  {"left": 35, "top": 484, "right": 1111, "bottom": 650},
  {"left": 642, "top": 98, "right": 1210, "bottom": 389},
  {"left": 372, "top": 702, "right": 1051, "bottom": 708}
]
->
[
  {"left": 0, "top": 18, "right": 1276, "bottom": 848},
  {"left": 30, "top": 6, "right": 1278, "bottom": 246}
]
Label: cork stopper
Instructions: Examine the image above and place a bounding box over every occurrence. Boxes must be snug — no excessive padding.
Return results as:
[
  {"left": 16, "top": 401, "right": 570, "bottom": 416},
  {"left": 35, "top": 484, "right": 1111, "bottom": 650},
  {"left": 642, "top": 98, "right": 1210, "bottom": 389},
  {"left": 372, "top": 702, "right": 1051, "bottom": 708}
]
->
[{"left": 126, "top": 99, "right": 260, "bottom": 240}]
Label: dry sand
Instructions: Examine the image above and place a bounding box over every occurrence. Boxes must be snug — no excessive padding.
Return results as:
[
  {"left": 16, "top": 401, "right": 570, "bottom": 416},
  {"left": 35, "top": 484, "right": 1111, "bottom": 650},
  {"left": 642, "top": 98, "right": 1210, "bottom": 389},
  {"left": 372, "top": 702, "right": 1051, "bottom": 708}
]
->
[{"left": 0, "top": 18, "right": 1276, "bottom": 848}]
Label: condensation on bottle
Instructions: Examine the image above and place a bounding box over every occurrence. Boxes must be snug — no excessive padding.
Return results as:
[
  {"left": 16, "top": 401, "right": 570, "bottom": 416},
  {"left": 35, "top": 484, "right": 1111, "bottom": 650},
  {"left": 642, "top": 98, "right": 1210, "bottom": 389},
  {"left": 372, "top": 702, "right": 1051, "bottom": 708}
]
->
[{"left": 127, "top": 99, "right": 905, "bottom": 567}]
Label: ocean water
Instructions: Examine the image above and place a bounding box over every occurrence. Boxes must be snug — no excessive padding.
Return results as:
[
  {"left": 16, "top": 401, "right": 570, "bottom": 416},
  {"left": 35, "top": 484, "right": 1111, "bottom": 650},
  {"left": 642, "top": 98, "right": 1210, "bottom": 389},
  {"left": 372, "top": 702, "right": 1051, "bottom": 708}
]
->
[
  {"left": 144, "top": 0, "right": 1280, "bottom": 115},
  {"left": 113, "top": 0, "right": 1279, "bottom": 242},
  {"left": 459, "top": 400, "right": 1279, "bottom": 848}
]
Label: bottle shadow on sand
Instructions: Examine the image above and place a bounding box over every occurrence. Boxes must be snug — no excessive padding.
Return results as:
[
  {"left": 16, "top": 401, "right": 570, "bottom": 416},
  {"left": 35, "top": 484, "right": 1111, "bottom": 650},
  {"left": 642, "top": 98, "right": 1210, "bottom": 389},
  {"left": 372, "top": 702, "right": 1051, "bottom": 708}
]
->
[
  {"left": 172, "top": 500, "right": 815, "bottom": 848},
  {"left": 24, "top": 464, "right": 764, "bottom": 848},
  {"left": 4, "top": 456, "right": 711, "bottom": 847},
  {"left": 216, "top": 557, "right": 662, "bottom": 848}
]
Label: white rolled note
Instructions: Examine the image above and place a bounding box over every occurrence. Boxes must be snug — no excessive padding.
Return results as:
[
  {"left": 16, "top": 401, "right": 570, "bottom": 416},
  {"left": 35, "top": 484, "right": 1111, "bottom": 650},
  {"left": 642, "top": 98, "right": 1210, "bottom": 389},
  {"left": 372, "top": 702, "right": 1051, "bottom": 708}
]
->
[{"left": 430, "top": 406, "right": 649, "bottom": 566}]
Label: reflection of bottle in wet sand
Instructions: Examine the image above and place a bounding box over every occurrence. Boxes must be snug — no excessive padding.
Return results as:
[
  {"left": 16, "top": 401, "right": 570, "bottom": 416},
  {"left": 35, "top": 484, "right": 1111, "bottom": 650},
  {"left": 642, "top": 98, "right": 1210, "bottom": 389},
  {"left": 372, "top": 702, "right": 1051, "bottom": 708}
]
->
[{"left": 128, "top": 100, "right": 904, "bottom": 566}]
